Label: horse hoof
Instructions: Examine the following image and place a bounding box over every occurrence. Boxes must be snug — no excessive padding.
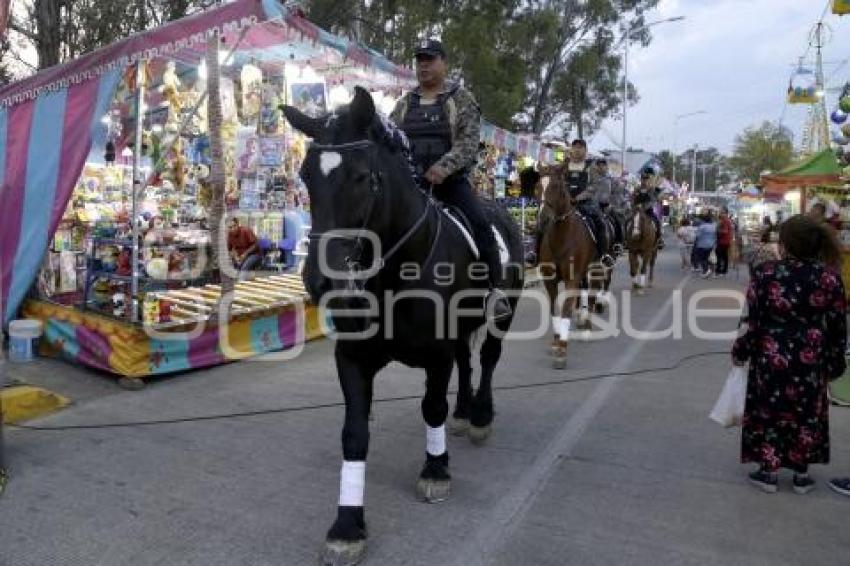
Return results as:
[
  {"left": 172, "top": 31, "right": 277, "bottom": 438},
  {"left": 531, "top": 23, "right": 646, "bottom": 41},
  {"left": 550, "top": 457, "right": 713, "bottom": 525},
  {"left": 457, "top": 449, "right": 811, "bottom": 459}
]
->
[
  {"left": 553, "top": 356, "right": 567, "bottom": 370},
  {"left": 594, "top": 303, "right": 606, "bottom": 314},
  {"left": 468, "top": 425, "right": 492, "bottom": 445},
  {"left": 417, "top": 478, "right": 451, "bottom": 503},
  {"left": 448, "top": 417, "right": 470, "bottom": 436},
  {"left": 637, "top": 288, "right": 646, "bottom": 296},
  {"left": 632, "top": 284, "right": 640, "bottom": 290},
  {"left": 320, "top": 539, "right": 366, "bottom": 566}
]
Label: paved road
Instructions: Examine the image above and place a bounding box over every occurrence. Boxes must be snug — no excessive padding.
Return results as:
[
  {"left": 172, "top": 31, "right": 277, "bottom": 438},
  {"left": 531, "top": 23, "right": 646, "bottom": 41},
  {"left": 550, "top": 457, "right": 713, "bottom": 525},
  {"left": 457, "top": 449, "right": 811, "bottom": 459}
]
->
[{"left": 2, "top": 249, "right": 849, "bottom": 566}]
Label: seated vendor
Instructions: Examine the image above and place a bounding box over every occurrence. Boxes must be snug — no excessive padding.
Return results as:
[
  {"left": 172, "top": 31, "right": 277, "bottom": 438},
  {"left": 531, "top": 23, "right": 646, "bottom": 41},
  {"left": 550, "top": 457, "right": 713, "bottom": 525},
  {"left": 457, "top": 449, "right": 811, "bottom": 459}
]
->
[{"left": 227, "top": 217, "right": 261, "bottom": 277}]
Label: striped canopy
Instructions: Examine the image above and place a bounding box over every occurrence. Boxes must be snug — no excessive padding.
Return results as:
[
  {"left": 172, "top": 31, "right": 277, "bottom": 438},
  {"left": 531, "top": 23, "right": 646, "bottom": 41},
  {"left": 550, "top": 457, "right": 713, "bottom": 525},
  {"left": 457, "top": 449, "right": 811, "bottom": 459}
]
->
[{"left": 0, "top": 0, "right": 414, "bottom": 324}]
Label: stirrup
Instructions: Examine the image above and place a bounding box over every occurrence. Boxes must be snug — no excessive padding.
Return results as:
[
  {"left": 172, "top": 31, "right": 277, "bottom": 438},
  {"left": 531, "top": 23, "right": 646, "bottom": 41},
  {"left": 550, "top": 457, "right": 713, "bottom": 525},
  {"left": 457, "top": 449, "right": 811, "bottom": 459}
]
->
[{"left": 486, "top": 289, "right": 512, "bottom": 322}]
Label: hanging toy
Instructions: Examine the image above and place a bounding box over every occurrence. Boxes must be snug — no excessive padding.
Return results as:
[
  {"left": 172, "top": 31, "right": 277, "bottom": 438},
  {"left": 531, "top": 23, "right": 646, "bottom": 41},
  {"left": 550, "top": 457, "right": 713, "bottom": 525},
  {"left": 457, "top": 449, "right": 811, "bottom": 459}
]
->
[
  {"left": 832, "top": 109, "right": 848, "bottom": 125},
  {"left": 840, "top": 96, "right": 850, "bottom": 113},
  {"left": 841, "top": 123, "right": 850, "bottom": 138},
  {"left": 160, "top": 61, "right": 183, "bottom": 122}
]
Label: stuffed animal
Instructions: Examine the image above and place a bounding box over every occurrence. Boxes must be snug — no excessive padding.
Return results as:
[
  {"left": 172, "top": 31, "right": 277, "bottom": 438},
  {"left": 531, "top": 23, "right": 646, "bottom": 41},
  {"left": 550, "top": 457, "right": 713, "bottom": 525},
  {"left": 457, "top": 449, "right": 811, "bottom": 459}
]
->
[
  {"left": 173, "top": 141, "right": 187, "bottom": 191},
  {"left": 111, "top": 293, "right": 126, "bottom": 318},
  {"left": 158, "top": 300, "right": 172, "bottom": 323},
  {"left": 116, "top": 249, "right": 132, "bottom": 276},
  {"left": 146, "top": 257, "right": 169, "bottom": 280},
  {"left": 160, "top": 61, "right": 182, "bottom": 120}
]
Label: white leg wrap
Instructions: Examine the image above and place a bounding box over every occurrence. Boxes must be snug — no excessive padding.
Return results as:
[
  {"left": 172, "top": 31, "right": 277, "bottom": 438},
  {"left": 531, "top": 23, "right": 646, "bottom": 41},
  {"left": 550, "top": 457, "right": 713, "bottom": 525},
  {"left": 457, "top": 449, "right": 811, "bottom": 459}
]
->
[
  {"left": 640, "top": 275, "right": 647, "bottom": 287},
  {"left": 559, "top": 318, "right": 572, "bottom": 339},
  {"left": 339, "top": 461, "right": 366, "bottom": 507},
  {"left": 580, "top": 290, "right": 589, "bottom": 309},
  {"left": 427, "top": 425, "right": 447, "bottom": 456},
  {"left": 632, "top": 275, "right": 640, "bottom": 287},
  {"left": 552, "top": 316, "right": 562, "bottom": 336}
]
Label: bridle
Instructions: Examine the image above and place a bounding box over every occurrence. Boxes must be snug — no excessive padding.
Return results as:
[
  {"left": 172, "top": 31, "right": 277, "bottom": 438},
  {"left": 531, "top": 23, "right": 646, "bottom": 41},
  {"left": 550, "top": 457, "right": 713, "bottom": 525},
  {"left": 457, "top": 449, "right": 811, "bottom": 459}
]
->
[{"left": 305, "top": 138, "right": 440, "bottom": 290}]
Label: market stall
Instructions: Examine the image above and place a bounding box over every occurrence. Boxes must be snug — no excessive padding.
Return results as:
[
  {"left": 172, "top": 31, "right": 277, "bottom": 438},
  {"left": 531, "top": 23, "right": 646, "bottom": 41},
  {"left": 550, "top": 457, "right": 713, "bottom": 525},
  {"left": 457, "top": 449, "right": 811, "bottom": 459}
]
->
[
  {"left": 761, "top": 149, "right": 850, "bottom": 287},
  {"left": 0, "top": 0, "right": 416, "bottom": 383}
]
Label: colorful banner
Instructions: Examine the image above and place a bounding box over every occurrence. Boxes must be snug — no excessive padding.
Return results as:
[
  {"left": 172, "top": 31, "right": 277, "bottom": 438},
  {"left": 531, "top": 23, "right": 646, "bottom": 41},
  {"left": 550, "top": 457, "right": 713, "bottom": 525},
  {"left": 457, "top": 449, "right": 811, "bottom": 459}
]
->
[{"left": 479, "top": 119, "right": 555, "bottom": 163}]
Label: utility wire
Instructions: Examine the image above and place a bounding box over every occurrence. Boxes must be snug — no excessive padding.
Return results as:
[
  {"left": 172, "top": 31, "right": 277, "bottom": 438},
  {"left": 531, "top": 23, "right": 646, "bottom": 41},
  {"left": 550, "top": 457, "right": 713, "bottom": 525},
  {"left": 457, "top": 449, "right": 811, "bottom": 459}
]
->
[{"left": 7, "top": 351, "right": 730, "bottom": 432}]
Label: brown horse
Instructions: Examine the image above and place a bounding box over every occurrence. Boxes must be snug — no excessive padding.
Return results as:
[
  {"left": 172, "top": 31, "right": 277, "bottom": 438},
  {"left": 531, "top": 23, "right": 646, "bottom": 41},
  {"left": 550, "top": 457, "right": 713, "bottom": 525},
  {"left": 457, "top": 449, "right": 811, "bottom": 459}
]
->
[
  {"left": 535, "top": 165, "right": 606, "bottom": 369},
  {"left": 625, "top": 208, "right": 658, "bottom": 294}
]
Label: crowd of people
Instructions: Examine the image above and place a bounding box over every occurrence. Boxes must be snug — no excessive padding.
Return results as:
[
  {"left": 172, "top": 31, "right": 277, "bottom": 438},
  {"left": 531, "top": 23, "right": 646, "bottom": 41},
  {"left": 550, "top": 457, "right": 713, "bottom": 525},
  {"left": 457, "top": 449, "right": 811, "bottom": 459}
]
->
[{"left": 675, "top": 208, "right": 735, "bottom": 278}]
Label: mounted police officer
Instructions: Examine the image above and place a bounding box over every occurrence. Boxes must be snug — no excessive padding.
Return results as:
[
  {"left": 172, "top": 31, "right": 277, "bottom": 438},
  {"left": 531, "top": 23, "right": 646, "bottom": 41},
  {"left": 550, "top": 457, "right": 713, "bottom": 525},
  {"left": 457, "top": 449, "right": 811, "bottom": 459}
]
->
[
  {"left": 391, "top": 39, "right": 511, "bottom": 321},
  {"left": 567, "top": 139, "right": 614, "bottom": 267},
  {"left": 589, "top": 157, "right": 625, "bottom": 255},
  {"left": 633, "top": 169, "right": 664, "bottom": 249}
]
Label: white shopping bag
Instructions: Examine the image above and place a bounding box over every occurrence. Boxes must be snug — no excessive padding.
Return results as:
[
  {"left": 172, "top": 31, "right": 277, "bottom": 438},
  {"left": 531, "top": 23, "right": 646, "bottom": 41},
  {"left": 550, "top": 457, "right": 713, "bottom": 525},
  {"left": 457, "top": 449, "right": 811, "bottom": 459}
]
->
[{"left": 709, "top": 366, "right": 747, "bottom": 428}]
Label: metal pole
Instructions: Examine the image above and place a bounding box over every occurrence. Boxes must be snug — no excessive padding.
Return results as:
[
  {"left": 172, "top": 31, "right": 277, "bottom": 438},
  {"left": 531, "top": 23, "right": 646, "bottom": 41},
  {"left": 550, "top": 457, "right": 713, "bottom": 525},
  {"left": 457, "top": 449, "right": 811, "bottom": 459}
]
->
[
  {"left": 691, "top": 145, "right": 697, "bottom": 195},
  {"left": 0, "top": 264, "right": 7, "bottom": 496},
  {"left": 621, "top": 37, "right": 629, "bottom": 175},
  {"left": 131, "top": 61, "right": 146, "bottom": 324},
  {"left": 702, "top": 165, "right": 708, "bottom": 191},
  {"left": 672, "top": 120, "right": 677, "bottom": 186}
]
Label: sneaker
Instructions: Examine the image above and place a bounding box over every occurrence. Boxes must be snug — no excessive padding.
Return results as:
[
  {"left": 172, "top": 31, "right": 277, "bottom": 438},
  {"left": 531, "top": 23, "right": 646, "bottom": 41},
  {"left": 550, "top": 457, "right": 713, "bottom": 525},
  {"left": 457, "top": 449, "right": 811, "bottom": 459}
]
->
[
  {"left": 793, "top": 474, "right": 815, "bottom": 495},
  {"left": 748, "top": 470, "right": 778, "bottom": 493},
  {"left": 828, "top": 477, "right": 850, "bottom": 497}
]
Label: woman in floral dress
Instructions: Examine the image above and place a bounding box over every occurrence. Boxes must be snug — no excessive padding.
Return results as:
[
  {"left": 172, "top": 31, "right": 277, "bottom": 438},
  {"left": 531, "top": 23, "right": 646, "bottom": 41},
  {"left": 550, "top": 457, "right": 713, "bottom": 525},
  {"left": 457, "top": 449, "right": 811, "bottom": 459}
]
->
[{"left": 732, "top": 214, "right": 847, "bottom": 494}]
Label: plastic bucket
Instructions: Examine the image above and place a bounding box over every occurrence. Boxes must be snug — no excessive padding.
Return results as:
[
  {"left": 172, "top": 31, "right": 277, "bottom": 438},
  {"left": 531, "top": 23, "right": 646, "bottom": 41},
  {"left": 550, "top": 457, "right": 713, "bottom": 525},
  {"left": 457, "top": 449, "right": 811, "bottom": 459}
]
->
[{"left": 8, "top": 319, "right": 43, "bottom": 363}]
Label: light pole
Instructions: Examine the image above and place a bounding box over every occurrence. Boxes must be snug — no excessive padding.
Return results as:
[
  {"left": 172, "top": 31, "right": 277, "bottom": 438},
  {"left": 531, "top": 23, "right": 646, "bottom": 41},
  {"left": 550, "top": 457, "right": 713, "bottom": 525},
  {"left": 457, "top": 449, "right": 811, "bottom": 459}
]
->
[
  {"left": 691, "top": 145, "right": 698, "bottom": 195},
  {"left": 672, "top": 110, "right": 706, "bottom": 185},
  {"left": 621, "top": 15, "right": 685, "bottom": 175}
]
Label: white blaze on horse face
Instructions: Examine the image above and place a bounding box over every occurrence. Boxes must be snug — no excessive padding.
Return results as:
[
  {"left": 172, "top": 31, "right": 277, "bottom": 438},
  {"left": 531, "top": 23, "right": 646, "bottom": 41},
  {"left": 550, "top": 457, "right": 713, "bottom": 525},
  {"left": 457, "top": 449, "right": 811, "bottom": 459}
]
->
[
  {"left": 427, "top": 425, "right": 447, "bottom": 456},
  {"left": 632, "top": 212, "right": 641, "bottom": 238},
  {"left": 320, "top": 151, "right": 343, "bottom": 177},
  {"left": 339, "top": 460, "right": 366, "bottom": 507},
  {"left": 540, "top": 176, "right": 551, "bottom": 199}
]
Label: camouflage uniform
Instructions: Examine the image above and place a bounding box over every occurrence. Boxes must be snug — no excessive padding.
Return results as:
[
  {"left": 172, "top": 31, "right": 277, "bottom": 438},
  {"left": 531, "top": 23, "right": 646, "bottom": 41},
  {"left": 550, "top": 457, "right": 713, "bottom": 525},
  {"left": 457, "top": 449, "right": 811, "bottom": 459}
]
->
[
  {"left": 392, "top": 83, "right": 506, "bottom": 286},
  {"left": 390, "top": 83, "right": 481, "bottom": 178}
]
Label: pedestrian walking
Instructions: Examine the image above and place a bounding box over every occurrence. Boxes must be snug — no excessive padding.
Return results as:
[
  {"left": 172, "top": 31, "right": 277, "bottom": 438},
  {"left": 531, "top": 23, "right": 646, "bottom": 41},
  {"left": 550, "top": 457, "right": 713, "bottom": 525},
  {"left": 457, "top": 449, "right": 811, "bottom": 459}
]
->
[
  {"left": 693, "top": 211, "right": 717, "bottom": 277},
  {"left": 676, "top": 218, "right": 696, "bottom": 270},
  {"left": 716, "top": 208, "right": 734, "bottom": 276},
  {"left": 733, "top": 214, "right": 847, "bottom": 494}
]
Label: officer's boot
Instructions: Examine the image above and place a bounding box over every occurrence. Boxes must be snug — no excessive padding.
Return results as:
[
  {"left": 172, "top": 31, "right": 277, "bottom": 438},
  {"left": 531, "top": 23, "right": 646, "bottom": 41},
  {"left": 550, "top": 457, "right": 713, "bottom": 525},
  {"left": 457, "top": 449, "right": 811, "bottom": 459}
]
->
[
  {"left": 593, "top": 214, "right": 615, "bottom": 267},
  {"left": 482, "top": 242, "right": 512, "bottom": 322}
]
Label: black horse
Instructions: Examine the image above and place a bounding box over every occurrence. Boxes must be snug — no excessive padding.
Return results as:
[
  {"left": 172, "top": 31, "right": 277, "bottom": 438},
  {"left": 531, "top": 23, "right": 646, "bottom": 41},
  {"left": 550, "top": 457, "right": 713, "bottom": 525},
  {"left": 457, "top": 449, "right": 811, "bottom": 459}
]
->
[{"left": 282, "top": 87, "right": 523, "bottom": 565}]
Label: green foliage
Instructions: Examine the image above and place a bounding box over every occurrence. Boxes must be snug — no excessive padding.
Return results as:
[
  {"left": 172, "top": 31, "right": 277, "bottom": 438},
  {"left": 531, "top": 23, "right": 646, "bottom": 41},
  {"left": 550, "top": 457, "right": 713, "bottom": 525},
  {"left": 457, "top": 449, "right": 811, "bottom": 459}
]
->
[
  {"left": 8, "top": 0, "right": 214, "bottom": 71},
  {"left": 303, "top": 0, "right": 659, "bottom": 135},
  {"left": 729, "top": 121, "right": 795, "bottom": 184}
]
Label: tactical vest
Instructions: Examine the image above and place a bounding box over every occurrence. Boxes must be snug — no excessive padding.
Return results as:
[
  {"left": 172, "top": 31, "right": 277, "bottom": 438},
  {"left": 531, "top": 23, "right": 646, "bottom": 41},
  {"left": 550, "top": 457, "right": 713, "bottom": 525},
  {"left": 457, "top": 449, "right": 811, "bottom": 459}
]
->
[
  {"left": 566, "top": 161, "right": 591, "bottom": 198},
  {"left": 400, "top": 86, "right": 458, "bottom": 175}
]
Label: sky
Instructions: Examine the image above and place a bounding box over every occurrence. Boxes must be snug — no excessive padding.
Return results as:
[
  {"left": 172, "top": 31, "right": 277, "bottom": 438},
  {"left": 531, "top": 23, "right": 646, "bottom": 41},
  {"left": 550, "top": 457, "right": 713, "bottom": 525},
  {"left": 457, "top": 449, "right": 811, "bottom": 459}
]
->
[{"left": 591, "top": 0, "right": 850, "bottom": 157}]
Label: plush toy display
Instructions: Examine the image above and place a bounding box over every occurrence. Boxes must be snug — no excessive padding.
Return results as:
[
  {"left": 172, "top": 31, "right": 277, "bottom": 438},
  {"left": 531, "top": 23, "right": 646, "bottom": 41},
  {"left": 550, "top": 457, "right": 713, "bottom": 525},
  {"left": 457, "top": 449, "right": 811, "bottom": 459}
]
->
[{"left": 160, "top": 61, "right": 183, "bottom": 120}]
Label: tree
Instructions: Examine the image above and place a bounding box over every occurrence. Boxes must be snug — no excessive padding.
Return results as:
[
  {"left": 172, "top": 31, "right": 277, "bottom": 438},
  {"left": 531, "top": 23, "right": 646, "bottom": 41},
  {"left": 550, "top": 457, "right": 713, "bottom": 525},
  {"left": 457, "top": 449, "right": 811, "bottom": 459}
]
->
[
  {"left": 516, "top": 0, "right": 659, "bottom": 136},
  {"left": 6, "top": 0, "right": 215, "bottom": 73},
  {"left": 729, "top": 121, "right": 795, "bottom": 184}
]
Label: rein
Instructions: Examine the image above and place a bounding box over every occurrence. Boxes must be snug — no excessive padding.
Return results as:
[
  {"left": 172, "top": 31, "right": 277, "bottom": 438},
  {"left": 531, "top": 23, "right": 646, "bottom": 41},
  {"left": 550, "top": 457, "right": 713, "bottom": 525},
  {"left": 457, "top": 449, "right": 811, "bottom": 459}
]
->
[{"left": 305, "top": 139, "right": 441, "bottom": 285}]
